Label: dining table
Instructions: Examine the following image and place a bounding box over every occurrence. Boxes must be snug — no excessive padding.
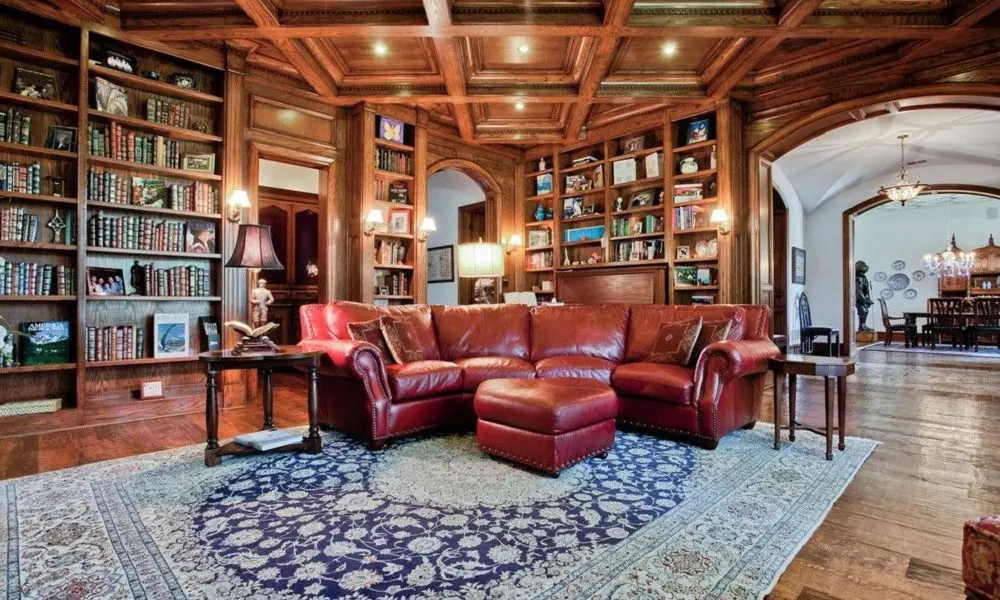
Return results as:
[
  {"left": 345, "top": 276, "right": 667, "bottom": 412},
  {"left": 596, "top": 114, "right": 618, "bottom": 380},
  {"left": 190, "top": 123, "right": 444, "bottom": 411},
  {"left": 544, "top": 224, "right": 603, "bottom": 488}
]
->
[{"left": 902, "top": 310, "right": 973, "bottom": 348}]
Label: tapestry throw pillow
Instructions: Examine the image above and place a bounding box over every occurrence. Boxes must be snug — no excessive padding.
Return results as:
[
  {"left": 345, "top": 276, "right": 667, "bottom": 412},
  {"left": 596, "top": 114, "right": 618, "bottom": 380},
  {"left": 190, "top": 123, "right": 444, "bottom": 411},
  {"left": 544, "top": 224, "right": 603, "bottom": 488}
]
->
[
  {"left": 689, "top": 318, "right": 733, "bottom": 366},
  {"left": 379, "top": 316, "right": 425, "bottom": 364},
  {"left": 347, "top": 319, "right": 395, "bottom": 364},
  {"left": 646, "top": 318, "right": 703, "bottom": 365}
]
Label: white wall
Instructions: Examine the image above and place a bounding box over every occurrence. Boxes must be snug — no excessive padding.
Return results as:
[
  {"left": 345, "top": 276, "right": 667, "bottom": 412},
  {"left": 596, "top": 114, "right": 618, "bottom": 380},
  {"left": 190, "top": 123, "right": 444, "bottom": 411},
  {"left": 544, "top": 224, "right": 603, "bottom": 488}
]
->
[
  {"left": 798, "top": 164, "right": 1000, "bottom": 336},
  {"left": 855, "top": 198, "right": 997, "bottom": 330},
  {"left": 258, "top": 159, "right": 319, "bottom": 193},
  {"left": 426, "top": 169, "right": 486, "bottom": 305},
  {"left": 772, "top": 165, "right": 805, "bottom": 346}
]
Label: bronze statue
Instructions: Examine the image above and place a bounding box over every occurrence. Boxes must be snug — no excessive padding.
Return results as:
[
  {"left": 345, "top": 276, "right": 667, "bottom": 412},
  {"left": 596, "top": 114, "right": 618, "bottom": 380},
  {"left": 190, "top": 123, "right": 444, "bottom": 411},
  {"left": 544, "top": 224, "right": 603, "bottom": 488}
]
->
[
  {"left": 129, "top": 260, "right": 146, "bottom": 296},
  {"left": 855, "top": 260, "right": 874, "bottom": 331}
]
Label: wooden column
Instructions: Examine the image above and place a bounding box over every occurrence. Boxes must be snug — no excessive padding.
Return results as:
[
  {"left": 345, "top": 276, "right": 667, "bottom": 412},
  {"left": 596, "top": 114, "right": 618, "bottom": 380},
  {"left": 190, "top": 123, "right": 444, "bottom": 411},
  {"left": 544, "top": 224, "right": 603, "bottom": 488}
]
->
[{"left": 414, "top": 109, "right": 429, "bottom": 304}]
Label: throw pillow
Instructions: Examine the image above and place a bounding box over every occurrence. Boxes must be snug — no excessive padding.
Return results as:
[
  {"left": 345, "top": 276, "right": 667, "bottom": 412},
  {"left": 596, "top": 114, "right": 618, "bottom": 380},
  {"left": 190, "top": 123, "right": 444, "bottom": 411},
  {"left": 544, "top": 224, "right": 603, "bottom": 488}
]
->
[
  {"left": 379, "top": 316, "right": 425, "bottom": 364},
  {"left": 347, "top": 319, "right": 395, "bottom": 364},
  {"left": 689, "top": 318, "right": 733, "bottom": 366},
  {"left": 646, "top": 318, "right": 703, "bottom": 365}
]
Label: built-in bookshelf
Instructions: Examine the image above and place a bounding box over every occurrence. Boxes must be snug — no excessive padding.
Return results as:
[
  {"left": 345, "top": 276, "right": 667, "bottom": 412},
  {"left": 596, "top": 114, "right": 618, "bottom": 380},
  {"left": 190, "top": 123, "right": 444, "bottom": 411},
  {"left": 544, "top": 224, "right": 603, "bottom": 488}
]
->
[
  {"left": 369, "top": 113, "right": 416, "bottom": 305},
  {"left": 0, "top": 8, "right": 227, "bottom": 429}
]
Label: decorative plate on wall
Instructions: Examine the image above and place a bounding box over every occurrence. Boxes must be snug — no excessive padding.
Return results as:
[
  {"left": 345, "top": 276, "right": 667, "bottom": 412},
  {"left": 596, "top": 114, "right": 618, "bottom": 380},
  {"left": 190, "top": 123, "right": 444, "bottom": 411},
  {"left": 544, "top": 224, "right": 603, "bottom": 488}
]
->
[
  {"left": 873, "top": 271, "right": 888, "bottom": 282},
  {"left": 887, "top": 273, "right": 910, "bottom": 291},
  {"left": 892, "top": 260, "right": 906, "bottom": 271},
  {"left": 911, "top": 270, "right": 926, "bottom": 281},
  {"left": 903, "top": 288, "right": 918, "bottom": 300},
  {"left": 880, "top": 288, "right": 894, "bottom": 300}
]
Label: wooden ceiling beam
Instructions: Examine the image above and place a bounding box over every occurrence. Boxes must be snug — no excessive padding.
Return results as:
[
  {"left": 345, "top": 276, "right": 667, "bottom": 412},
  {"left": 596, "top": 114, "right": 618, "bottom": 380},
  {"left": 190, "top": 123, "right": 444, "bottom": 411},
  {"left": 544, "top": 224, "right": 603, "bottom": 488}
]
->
[
  {"left": 423, "top": 0, "right": 475, "bottom": 141},
  {"left": 50, "top": 0, "right": 106, "bottom": 22},
  {"left": 952, "top": 0, "right": 1000, "bottom": 27}
]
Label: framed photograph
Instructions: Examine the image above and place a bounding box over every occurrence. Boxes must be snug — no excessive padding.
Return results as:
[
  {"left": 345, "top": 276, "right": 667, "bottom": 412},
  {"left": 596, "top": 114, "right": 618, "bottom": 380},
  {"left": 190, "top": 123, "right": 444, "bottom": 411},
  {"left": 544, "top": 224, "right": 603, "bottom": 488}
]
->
[
  {"left": 170, "top": 73, "right": 198, "bottom": 89},
  {"left": 792, "top": 246, "right": 807, "bottom": 284},
  {"left": 696, "top": 267, "right": 715, "bottom": 286},
  {"left": 153, "top": 313, "right": 189, "bottom": 358},
  {"left": 140, "top": 380, "right": 165, "bottom": 401},
  {"left": 622, "top": 135, "right": 645, "bottom": 153},
  {"left": 527, "top": 229, "right": 550, "bottom": 248},
  {"left": 185, "top": 221, "right": 217, "bottom": 254},
  {"left": 94, "top": 77, "right": 128, "bottom": 115},
  {"left": 182, "top": 153, "right": 216, "bottom": 174},
  {"left": 427, "top": 245, "right": 454, "bottom": 283},
  {"left": 86, "top": 267, "right": 126, "bottom": 296},
  {"left": 103, "top": 49, "right": 137, "bottom": 74},
  {"left": 629, "top": 190, "right": 653, "bottom": 208},
  {"left": 645, "top": 152, "right": 661, "bottom": 178},
  {"left": 14, "top": 68, "right": 56, "bottom": 100},
  {"left": 198, "top": 316, "right": 221, "bottom": 351},
  {"left": 563, "top": 196, "right": 583, "bottom": 220},
  {"left": 535, "top": 173, "right": 552, "bottom": 195},
  {"left": 674, "top": 265, "right": 698, "bottom": 287},
  {"left": 378, "top": 116, "right": 405, "bottom": 144},
  {"left": 46, "top": 125, "right": 77, "bottom": 152},
  {"left": 686, "top": 118, "right": 710, "bottom": 145},
  {"left": 388, "top": 181, "right": 410, "bottom": 204},
  {"left": 612, "top": 158, "right": 637, "bottom": 185},
  {"left": 676, "top": 245, "right": 690, "bottom": 260},
  {"left": 564, "top": 173, "right": 590, "bottom": 194},
  {"left": 388, "top": 208, "right": 411, "bottom": 234}
]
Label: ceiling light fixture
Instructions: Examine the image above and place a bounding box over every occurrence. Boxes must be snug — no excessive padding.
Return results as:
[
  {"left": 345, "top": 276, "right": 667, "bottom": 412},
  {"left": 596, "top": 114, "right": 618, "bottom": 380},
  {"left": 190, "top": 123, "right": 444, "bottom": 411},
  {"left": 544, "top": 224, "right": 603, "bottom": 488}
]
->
[
  {"left": 517, "top": 44, "right": 530, "bottom": 54},
  {"left": 514, "top": 100, "right": 526, "bottom": 111},
  {"left": 661, "top": 41, "right": 678, "bottom": 56},
  {"left": 879, "top": 134, "right": 925, "bottom": 206},
  {"left": 373, "top": 42, "right": 388, "bottom": 57}
]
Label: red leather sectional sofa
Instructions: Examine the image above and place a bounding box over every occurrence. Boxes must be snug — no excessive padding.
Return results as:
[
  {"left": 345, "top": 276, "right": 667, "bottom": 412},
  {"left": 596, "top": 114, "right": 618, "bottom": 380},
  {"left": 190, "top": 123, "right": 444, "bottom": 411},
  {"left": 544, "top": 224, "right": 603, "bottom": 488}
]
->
[{"left": 298, "top": 301, "right": 779, "bottom": 450}]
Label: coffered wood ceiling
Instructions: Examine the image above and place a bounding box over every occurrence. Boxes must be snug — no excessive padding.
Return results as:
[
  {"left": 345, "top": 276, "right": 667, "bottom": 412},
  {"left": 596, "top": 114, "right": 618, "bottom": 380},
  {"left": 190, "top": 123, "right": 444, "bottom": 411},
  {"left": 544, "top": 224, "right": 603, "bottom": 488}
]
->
[{"left": 15, "top": 0, "right": 1000, "bottom": 145}]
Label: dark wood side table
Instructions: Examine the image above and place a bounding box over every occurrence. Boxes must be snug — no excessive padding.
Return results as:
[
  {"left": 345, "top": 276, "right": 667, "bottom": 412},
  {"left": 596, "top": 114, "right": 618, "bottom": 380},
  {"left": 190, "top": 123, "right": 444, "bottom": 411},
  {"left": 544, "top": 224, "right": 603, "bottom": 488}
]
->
[
  {"left": 769, "top": 354, "right": 856, "bottom": 460},
  {"left": 199, "top": 346, "right": 324, "bottom": 467}
]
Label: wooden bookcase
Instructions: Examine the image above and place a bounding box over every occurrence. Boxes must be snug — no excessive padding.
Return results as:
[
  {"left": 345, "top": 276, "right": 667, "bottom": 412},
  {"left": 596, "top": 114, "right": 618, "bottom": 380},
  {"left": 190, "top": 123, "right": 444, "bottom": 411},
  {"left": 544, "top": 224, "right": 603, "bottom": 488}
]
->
[
  {"left": 521, "top": 105, "right": 738, "bottom": 305},
  {"left": 0, "top": 8, "right": 228, "bottom": 433}
]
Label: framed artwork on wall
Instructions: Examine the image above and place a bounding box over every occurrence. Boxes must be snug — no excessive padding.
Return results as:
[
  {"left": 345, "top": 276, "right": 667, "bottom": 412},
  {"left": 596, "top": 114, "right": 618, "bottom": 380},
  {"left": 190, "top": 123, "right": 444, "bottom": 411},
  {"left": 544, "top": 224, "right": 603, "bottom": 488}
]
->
[
  {"left": 792, "top": 246, "right": 806, "bottom": 284},
  {"left": 427, "top": 245, "right": 454, "bottom": 283}
]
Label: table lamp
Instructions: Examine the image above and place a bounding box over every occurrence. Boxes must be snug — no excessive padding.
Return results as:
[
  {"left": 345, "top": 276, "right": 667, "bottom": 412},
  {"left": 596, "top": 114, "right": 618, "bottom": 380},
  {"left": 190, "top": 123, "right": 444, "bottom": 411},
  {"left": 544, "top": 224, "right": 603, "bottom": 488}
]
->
[
  {"left": 457, "top": 239, "right": 504, "bottom": 304},
  {"left": 225, "top": 223, "right": 285, "bottom": 353}
]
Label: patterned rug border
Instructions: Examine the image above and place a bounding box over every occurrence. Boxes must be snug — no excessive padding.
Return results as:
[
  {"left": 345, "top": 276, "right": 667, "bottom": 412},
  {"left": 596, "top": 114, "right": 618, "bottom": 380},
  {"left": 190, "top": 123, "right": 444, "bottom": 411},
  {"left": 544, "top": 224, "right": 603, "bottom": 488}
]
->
[{"left": 859, "top": 342, "right": 1000, "bottom": 359}]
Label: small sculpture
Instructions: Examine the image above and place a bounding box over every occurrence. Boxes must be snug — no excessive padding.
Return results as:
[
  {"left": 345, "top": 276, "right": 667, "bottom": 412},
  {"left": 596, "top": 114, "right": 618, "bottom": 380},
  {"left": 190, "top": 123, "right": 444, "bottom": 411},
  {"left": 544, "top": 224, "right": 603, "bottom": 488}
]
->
[
  {"left": 538, "top": 157, "right": 546, "bottom": 171},
  {"left": 129, "top": 260, "right": 146, "bottom": 295},
  {"left": 249, "top": 278, "right": 275, "bottom": 328},
  {"left": 615, "top": 196, "right": 624, "bottom": 212},
  {"left": 0, "top": 325, "right": 15, "bottom": 368},
  {"left": 855, "top": 260, "right": 874, "bottom": 331},
  {"left": 534, "top": 203, "right": 546, "bottom": 222},
  {"left": 46, "top": 210, "right": 66, "bottom": 243}
]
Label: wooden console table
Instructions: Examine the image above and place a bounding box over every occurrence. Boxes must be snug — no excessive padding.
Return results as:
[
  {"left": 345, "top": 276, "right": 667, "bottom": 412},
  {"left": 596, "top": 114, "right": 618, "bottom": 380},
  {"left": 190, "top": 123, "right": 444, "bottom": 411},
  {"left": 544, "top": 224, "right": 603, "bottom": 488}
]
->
[
  {"left": 769, "top": 354, "right": 856, "bottom": 460},
  {"left": 199, "top": 347, "right": 323, "bottom": 467}
]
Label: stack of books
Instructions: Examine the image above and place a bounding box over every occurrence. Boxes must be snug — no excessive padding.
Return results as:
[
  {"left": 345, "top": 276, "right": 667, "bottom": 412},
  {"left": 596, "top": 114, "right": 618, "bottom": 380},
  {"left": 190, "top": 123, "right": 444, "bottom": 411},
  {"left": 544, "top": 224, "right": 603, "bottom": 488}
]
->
[{"left": 234, "top": 429, "right": 302, "bottom": 451}]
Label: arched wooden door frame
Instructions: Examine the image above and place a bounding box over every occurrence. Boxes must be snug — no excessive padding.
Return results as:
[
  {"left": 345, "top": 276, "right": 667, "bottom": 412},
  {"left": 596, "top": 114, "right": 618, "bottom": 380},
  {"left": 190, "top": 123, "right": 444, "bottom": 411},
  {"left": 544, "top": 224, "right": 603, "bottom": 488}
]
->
[
  {"left": 842, "top": 184, "right": 1000, "bottom": 352},
  {"left": 748, "top": 84, "right": 1000, "bottom": 354}
]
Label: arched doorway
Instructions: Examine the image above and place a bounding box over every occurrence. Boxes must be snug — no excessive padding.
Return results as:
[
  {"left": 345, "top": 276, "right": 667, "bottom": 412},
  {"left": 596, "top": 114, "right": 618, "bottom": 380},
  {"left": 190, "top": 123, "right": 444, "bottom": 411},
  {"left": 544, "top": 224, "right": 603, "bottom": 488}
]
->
[{"left": 425, "top": 159, "right": 503, "bottom": 304}]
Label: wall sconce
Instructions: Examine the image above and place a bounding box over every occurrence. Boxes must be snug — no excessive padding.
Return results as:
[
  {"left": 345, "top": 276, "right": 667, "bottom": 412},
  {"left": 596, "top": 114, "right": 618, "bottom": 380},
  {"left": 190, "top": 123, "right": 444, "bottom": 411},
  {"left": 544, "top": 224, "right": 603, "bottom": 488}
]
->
[
  {"left": 710, "top": 208, "right": 731, "bottom": 234},
  {"left": 364, "top": 208, "right": 384, "bottom": 236},
  {"left": 227, "top": 189, "right": 251, "bottom": 223},
  {"left": 502, "top": 233, "right": 522, "bottom": 255},
  {"left": 417, "top": 217, "right": 436, "bottom": 242}
]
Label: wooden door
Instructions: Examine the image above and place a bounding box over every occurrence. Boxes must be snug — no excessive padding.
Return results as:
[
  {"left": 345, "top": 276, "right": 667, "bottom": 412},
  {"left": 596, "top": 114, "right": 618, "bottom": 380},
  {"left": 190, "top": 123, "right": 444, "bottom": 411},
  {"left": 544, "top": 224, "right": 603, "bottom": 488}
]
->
[
  {"left": 459, "top": 201, "right": 488, "bottom": 304},
  {"left": 756, "top": 159, "right": 775, "bottom": 331},
  {"left": 772, "top": 190, "right": 788, "bottom": 336}
]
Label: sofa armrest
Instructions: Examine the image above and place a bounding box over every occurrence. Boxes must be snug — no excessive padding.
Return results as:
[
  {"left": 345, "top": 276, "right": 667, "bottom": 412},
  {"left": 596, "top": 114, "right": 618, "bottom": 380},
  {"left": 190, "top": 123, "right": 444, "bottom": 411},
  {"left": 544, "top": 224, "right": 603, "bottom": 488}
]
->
[
  {"left": 299, "top": 338, "right": 393, "bottom": 404},
  {"left": 694, "top": 339, "right": 780, "bottom": 385},
  {"left": 691, "top": 339, "right": 780, "bottom": 441}
]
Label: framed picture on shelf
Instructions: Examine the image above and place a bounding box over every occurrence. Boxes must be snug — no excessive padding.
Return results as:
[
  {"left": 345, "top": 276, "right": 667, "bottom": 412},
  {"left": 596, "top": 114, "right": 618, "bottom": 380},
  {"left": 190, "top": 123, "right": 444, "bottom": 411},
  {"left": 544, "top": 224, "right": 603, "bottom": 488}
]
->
[
  {"left": 103, "top": 49, "right": 137, "bottom": 74},
  {"left": 792, "top": 246, "right": 806, "bottom": 284},
  {"left": 564, "top": 173, "right": 590, "bottom": 194},
  {"left": 94, "top": 77, "right": 128, "bottom": 115},
  {"left": 182, "top": 154, "right": 216, "bottom": 174},
  {"left": 14, "top": 68, "right": 56, "bottom": 100},
  {"left": 427, "top": 245, "right": 454, "bottom": 283},
  {"left": 140, "top": 381, "right": 165, "bottom": 400},
  {"left": 132, "top": 177, "right": 166, "bottom": 207},
  {"left": 388, "top": 181, "right": 410, "bottom": 204},
  {"left": 86, "top": 267, "right": 126, "bottom": 296},
  {"left": 563, "top": 196, "right": 583, "bottom": 220},
  {"left": 674, "top": 265, "right": 698, "bottom": 287},
  {"left": 527, "top": 229, "right": 550, "bottom": 248},
  {"left": 696, "top": 267, "right": 715, "bottom": 286},
  {"left": 686, "top": 118, "right": 710, "bottom": 145},
  {"left": 629, "top": 190, "right": 653, "bottom": 208},
  {"left": 379, "top": 116, "right": 405, "bottom": 144},
  {"left": 612, "top": 158, "right": 637, "bottom": 185},
  {"left": 185, "top": 221, "right": 217, "bottom": 254},
  {"left": 676, "top": 245, "right": 690, "bottom": 259},
  {"left": 45, "top": 126, "right": 77, "bottom": 152},
  {"left": 388, "top": 208, "right": 411, "bottom": 234},
  {"left": 645, "top": 152, "right": 661, "bottom": 177},
  {"left": 198, "top": 316, "right": 221, "bottom": 351},
  {"left": 535, "top": 173, "right": 553, "bottom": 195},
  {"left": 153, "top": 313, "right": 189, "bottom": 358},
  {"left": 622, "top": 135, "right": 645, "bottom": 153},
  {"left": 592, "top": 164, "right": 604, "bottom": 189}
]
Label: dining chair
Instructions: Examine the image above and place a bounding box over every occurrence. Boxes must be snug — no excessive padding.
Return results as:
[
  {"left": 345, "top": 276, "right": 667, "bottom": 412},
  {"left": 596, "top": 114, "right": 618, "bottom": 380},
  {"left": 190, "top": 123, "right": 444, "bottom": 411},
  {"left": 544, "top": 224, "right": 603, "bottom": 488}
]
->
[
  {"left": 927, "top": 297, "right": 968, "bottom": 349},
  {"left": 798, "top": 293, "right": 840, "bottom": 356},
  {"left": 879, "top": 298, "right": 915, "bottom": 347},
  {"left": 970, "top": 298, "right": 1000, "bottom": 351}
]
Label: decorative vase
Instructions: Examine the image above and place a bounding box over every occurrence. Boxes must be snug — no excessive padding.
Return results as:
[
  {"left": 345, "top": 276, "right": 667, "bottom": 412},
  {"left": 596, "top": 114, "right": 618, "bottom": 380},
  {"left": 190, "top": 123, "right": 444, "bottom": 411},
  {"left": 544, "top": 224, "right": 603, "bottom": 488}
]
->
[
  {"left": 563, "top": 248, "right": 571, "bottom": 266},
  {"left": 534, "top": 203, "right": 546, "bottom": 222},
  {"left": 679, "top": 156, "right": 699, "bottom": 174}
]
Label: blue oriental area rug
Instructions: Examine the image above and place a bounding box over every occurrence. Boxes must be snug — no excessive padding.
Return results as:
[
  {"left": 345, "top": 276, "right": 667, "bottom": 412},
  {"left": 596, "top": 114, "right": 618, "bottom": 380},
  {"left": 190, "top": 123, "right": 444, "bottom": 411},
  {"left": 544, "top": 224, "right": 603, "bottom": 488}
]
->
[{"left": 2, "top": 425, "right": 876, "bottom": 599}]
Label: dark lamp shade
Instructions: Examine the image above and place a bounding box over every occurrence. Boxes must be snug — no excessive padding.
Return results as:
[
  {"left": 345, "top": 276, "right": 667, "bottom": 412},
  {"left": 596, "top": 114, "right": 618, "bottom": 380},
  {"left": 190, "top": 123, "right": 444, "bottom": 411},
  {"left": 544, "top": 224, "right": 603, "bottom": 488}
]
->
[{"left": 225, "top": 224, "right": 285, "bottom": 270}]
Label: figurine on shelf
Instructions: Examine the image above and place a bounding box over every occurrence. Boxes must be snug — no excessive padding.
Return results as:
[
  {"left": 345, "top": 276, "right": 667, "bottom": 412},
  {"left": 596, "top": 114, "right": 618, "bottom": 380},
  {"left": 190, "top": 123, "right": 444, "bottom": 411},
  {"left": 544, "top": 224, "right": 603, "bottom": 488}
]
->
[
  {"left": 710, "top": 145, "right": 718, "bottom": 170},
  {"left": 563, "top": 248, "right": 571, "bottom": 266},
  {"left": 534, "top": 203, "right": 546, "bottom": 222},
  {"left": 0, "top": 322, "right": 15, "bottom": 368},
  {"left": 250, "top": 278, "right": 275, "bottom": 328},
  {"left": 538, "top": 157, "right": 546, "bottom": 171},
  {"left": 545, "top": 207, "right": 554, "bottom": 220},
  {"left": 129, "top": 260, "right": 147, "bottom": 296},
  {"left": 615, "top": 196, "right": 624, "bottom": 212}
]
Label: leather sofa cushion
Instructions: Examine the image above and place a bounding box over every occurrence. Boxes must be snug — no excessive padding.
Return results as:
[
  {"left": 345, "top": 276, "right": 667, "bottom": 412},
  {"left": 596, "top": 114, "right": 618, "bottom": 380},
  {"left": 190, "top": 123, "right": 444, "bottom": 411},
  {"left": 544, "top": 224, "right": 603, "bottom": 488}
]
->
[
  {"left": 433, "top": 304, "right": 530, "bottom": 360},
  {"left": 534, "top": 356, "right": 617, "bottom": 384},
  {"left": 626, "top": 304, "right": 747, "bottom": 362},
  {"left": 385, "top": 360, "right": 463, "bottom": 401},
  {"left": 456, "top": 356, "right": 536, "bottom": 391},
  {"left": 474, "top": 378, "right": 617, "bottom": 434},
  {"left": 328, "top": 301, "right": 440, "bottom": 359},
  {"left": 529, "top": 304, "right": 629, "bottom": 362},
  {"left": 611, "top": 362, "right": 695, "bottom": 406}
]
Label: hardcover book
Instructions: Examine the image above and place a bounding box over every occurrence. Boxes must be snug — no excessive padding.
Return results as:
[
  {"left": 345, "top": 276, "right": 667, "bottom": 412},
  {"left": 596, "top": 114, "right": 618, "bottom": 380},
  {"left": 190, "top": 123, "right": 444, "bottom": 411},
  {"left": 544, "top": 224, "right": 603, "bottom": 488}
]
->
[{"left": 19, "top": 320, "right": 70, "bottom": 365}]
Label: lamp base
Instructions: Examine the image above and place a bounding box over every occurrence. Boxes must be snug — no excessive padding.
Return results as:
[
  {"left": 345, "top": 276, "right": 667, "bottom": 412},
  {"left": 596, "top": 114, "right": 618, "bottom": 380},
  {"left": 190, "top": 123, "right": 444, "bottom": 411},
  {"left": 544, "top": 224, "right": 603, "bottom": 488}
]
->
[{"left": 231, "top": 335, "right": 279, "bottom": 355}]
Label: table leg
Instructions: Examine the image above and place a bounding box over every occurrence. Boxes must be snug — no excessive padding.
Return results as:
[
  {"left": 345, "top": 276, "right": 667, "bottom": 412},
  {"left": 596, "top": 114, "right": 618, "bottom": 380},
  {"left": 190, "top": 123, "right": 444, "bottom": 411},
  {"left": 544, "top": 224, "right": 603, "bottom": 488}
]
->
[
  {"left": 838, "top": 375, "right": 847, "bottom": 452},
  {"left": 304, "top": 361, "right": 322, "bottom": 453},
  {"left": 824, "top": 376, "right": 834, "bottom": 460},
  {"left": 262, "top": 368, "right": 275, "bottom": 430},
  {"left": 773, "top": 371, "right": 783, "bottom": 450},
  {"left": 827, "top": 332, "right": 833, "bottom": 356},
  {"left": 789, "top": 374, "right": 797, "bottom": 442},
  {"left": 204, "top": 367, "right": 220, "bottom": 467}
]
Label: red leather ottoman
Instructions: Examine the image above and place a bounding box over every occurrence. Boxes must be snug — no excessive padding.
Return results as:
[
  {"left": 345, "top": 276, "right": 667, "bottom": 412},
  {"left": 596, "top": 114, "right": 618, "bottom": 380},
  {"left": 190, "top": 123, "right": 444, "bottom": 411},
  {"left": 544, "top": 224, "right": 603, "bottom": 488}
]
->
[
  {"left": 965, "top": 515, "right": 1000, "bottom": 600},
  {"left": 474, "top": 378, "right": 617, "bottom": 475}
]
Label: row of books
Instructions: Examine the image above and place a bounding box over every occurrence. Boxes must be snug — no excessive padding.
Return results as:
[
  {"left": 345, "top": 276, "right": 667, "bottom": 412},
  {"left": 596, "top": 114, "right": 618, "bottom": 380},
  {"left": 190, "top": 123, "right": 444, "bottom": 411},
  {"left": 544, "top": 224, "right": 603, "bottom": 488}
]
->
[
  {"left": 611, "top": 215, "right": 663, "bottom": 238},
  {"left": 527, "top": 250, "right": 554, "bottom": 270},
  {"left": 374, "top": 179, "right": 410, "bottom": 204},
  {"left": 0, "top": 206, "right": 41, "bottom": 243},
  {"left": 86, "top": 168, "right": 220, "bottom": 214},
  {"left": 146, "top": 98, "right": 194, "bottom": 129},
  {"left": 611, "top": 239, "right": 664, "bottom": 263},
  {"left": 141, "top": 264, "right": 212, "bottom": 297},
  {"left": 374, "top": 240, "right": 408, "bottom": 266},
  {"left": 0, "top": 108, "right": 31, "bottom": 146},
  {"left": 374, "top": 271, "right": 410, "bottom": 297},
  {"left": 0, "top": 161, "right": 41, "bottom": 194},
  {"left": 88, "top": 122, "right": 181, "bottom": 169},
  {"left": 673, "top": 205, "right": 708, "bottom": 231},
  {"left": 375, "top": 147, "right": 413, "bottom": 175},
  {"left": 87, "top": 213, "right": 192, "bottom": 252},
  {"left": 85, "top": 325, "right": 145, "bottom": 362},
  {"left": 0, "top": 259, "right": 74, "bottom": 296}
]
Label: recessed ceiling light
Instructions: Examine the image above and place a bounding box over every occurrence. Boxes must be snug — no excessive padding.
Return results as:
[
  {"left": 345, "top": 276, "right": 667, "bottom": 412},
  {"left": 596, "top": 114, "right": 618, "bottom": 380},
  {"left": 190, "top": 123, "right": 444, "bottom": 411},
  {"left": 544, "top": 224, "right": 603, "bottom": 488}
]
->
[
  {"left": 514, "top": 100, "right": 526, "bottom": 111},
  {"left": 517, "top": 44, "right": 530, "bottom": 54},
  {"left": 373, "top": 42, "right": 388, "bottom": 56},
  {"left": 662, "top": 41, "right": 678, "bottom": 56}
]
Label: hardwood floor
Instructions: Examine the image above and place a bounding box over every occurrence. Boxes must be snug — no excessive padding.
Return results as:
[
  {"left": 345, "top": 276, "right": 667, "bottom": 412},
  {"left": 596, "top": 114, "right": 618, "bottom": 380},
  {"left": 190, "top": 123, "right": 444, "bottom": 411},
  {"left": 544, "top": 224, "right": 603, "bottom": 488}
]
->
[{"left": 0, "top": 351, "right": 996, "bottom": 599}]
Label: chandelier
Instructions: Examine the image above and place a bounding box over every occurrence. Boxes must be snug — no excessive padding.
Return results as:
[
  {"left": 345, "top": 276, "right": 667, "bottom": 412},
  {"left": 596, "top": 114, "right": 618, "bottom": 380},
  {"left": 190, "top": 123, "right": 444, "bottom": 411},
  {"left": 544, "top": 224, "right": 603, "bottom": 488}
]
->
[
  {"left": 923, "top": 235, "right": 975, "bottom": 277},
  {"left": 879, "top": 134, "right": 924, "bottom": 206}
]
